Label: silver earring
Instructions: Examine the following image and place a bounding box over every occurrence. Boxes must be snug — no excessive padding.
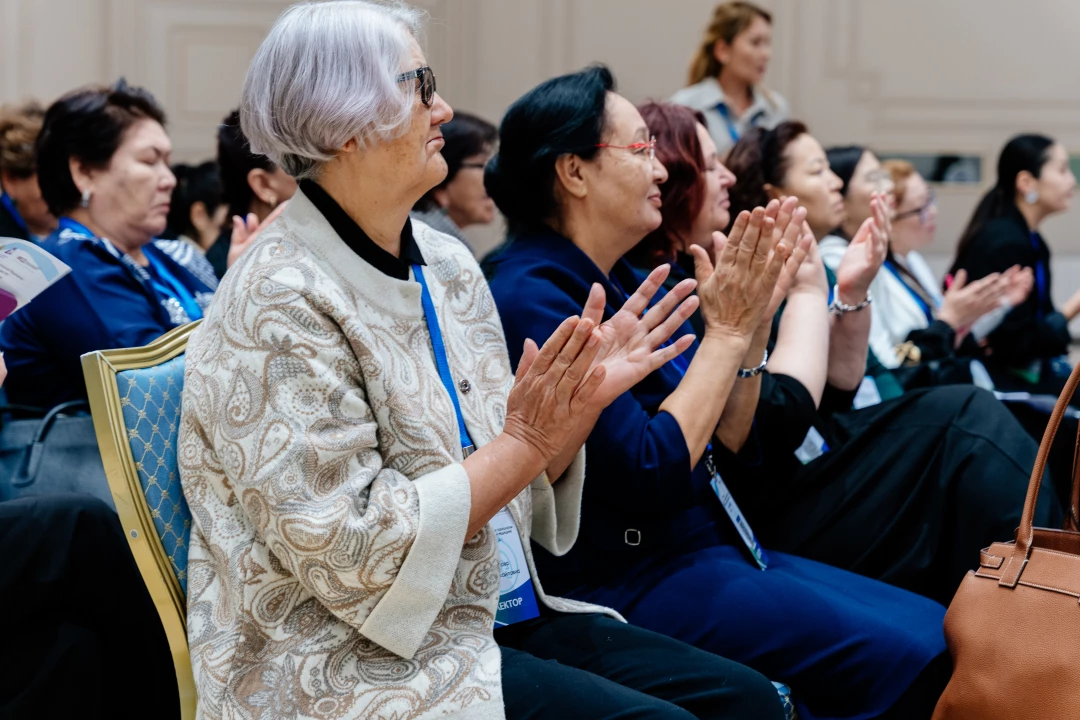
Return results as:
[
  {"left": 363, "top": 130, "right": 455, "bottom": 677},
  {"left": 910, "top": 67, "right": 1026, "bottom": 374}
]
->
[
  {"left": 1025, "top": 190, "right": 1039, "bottom": 205},
  {"left": 80, "top": 189, "right": 92, "bottom": 208}
]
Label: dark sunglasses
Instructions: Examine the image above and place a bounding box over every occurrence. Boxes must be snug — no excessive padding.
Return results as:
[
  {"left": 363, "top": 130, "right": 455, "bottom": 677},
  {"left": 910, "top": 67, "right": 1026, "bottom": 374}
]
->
[{"left": 396, "top": 66, "right": 436, "bottom": 108}]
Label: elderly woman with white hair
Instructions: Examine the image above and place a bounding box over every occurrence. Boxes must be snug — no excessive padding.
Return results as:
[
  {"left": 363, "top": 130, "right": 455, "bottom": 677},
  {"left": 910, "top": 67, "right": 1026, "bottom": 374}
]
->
[{"left": 179, "top": 2, "right": 791, "bottom": 718}]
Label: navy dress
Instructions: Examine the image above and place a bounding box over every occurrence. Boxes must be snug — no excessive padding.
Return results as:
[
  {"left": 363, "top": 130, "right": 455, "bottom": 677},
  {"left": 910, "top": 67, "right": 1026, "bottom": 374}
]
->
[
  {"left": 0, "top": 218, "right": 217, "bottom": 408},
  {"left": 484, "top": 231, "right": 947, "bottom": 720}
]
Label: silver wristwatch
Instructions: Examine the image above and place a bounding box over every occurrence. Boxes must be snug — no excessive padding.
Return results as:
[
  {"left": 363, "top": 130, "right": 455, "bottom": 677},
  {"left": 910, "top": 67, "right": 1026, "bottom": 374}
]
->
[{"left": 738, "top": 349, "right": 769, "bottom": 378}]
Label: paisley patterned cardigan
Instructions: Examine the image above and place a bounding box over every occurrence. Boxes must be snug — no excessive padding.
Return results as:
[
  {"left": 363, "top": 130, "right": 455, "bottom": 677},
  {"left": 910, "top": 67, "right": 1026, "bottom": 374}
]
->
[{"left": 179, "top": 190, "right": 617, "bottom": 720}]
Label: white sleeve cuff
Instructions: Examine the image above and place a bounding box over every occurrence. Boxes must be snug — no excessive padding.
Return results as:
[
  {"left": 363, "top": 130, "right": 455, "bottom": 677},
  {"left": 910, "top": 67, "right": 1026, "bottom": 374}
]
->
[
  {"left": 529, "top": 447, "right": 585, "bottom": 557},
  {"left": 360, "top": 462, "right": 471, "bottom": 658}
]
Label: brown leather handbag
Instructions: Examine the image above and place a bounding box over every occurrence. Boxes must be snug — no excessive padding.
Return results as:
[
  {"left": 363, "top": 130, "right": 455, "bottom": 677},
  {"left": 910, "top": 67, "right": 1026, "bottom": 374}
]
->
[{"left": 933, "top": 364, "right": 1080, "bottom": 719}]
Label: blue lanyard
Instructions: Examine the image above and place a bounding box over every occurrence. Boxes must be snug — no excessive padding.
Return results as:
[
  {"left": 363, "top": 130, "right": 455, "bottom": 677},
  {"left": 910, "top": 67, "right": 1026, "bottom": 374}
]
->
[
  {"left": 414, "top": 264, "right": 474, "bottom": 457},
  {"left": 144, "top": 251, "right": 203, "bottom": 321},
  {"left": 58, "top": 216, "right": 202, "bottom": 321},
  {"left": 715, "top": 104, "right": 741, "bottom": 145},
  {"left": 1030, "top": 232, "right": 1048, "bottom": 321},
  {"left": 0, "top": 192, "right": 28, "bottom": 235},
  {"left": 882, "top": 260, "right": 935, "bottom": 323}
]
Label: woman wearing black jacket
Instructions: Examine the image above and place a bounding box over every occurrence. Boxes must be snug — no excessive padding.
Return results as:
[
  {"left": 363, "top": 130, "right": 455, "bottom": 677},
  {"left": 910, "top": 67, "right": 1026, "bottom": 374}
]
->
[{"left": 951, "top": 134, "right": 1079, "bottom": 395}]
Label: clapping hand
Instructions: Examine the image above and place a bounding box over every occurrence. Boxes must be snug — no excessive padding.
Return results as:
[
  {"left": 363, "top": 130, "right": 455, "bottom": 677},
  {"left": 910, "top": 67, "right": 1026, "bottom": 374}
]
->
[
  {"left": 689, "top": 200, "right": 798, "bottom": 342},
  {"left": 835, "top": 192, "right": 889, "bottom": 305},
  {"left": 227, "top": 202, "right": 289, "bottom": 269},
  {"left": 577, "top": 265, "right": 700, "bottom": 409}
]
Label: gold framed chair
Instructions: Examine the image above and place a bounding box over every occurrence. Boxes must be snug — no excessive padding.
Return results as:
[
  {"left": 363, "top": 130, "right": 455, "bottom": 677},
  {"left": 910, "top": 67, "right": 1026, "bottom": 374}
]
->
[{"left": 81, "top": 321, "right": 201, "bottom": 719}]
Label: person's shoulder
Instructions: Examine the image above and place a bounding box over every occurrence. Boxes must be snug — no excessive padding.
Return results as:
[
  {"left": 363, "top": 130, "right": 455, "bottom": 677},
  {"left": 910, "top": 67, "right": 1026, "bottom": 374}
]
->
[
  {"left": 412, "top": 217, "right": 478, "bottom": 270},
  {"left": 670, "top": 78, "right": 723, "bottom": 109},
  {"left": 216, "top": 211, "right": 329, "bottom": 300},
  {"left": 759, "top": 87, "right": 789, "bottom": 117},
  {"left": 151, "top": 238, "right": 219, "bottom": 290},
  {"left": 483, "top": 240, "right": 589, "bottom": 313}
]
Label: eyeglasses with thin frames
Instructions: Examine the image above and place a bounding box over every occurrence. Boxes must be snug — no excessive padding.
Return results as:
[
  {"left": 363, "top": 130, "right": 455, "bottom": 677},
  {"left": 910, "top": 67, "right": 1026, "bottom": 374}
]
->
[
  {"left": 595, "top": 136, "right": 657, "bottom": 161},
  {"left": 396, "top": 66, "right": 436, "bottom": 107},
  {"left": 894, "top": 189, "right": 937, "bottom": 225}
]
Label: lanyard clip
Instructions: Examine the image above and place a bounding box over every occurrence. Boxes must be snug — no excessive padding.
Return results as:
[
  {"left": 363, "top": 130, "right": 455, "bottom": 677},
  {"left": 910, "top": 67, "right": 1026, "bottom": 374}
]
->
[{"left": 462, "top": 444, "right": 475, "bottom": 459}]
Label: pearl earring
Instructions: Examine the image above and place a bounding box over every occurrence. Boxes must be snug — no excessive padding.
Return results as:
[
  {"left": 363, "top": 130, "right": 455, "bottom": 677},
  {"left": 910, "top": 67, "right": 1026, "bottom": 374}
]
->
[
  {"left": 1025, "top": 190, "right": 1039, "bottom": 205},
  {"left": 80, "top": 189, "right": 92, "bottom": 208}
]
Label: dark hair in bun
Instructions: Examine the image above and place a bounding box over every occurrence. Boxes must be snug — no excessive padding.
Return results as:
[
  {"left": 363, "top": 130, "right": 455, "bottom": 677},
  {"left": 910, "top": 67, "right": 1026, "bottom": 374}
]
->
[
  {"left": 725, "top": 120, "right": 808, "bottom": 230},
  {"left": 485, "top": 65, "right": 615, "bottom": 236}
]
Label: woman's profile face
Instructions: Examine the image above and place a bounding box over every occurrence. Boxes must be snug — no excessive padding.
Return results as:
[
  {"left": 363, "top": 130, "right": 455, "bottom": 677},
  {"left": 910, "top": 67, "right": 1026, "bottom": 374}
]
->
[
  {"left": 378, "top": 38, "right": 454, "bottom": 205},
  {"left": 439, "top": 149, "right": 496, "bottom": 228},
  {"left": 843, "top": 150, "right": 893, "bottom": 231},
  {"left": 85, "top": 118, "right": 176, "bottom": 242},
  {"left": 716, "top": 15, "right": 773, "bottom": 87},
  {"left": 688, "top": 122, "right": 736, "bottom": 249},
  {"left": 582, "top": 93, "right": 669, "bottom": 245},
  {"left": 891, "top": 172, "right": 936, "bottom": 252},
  {"left": 1032, "top": 143, "right": 1076, "bottom": 216},
  {"left": 776, "top": 133, "right": 844, "bottom": 239}
]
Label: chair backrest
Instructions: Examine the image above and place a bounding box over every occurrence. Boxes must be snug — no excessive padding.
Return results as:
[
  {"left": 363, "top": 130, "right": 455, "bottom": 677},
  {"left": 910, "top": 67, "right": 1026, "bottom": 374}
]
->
[
  {"left": 115, "top": 354, "right": 192, "bottom": 596},
  {"left": 82, "top": 321, "right": 201, "bottom": 720}
]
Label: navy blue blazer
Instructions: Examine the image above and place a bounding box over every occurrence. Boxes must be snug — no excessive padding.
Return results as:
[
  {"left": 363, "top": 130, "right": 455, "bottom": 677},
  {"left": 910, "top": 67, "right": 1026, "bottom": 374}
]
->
[
  {"left": 0, "top": 221, "right": 217, "bottom": 408},
  {"left": 484, "top": 231, "right": 735, "bottom": 594}
]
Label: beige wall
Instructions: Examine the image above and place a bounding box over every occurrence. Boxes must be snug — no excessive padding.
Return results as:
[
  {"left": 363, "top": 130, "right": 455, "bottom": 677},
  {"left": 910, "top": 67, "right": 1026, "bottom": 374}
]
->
[{"left": 3, "top": 0, "right": 1079, "bottom": 306}]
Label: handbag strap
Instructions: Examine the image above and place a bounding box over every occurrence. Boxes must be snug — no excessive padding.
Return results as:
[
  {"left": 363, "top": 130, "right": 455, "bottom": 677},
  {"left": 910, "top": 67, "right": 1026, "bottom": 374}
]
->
[
  {"left": 1001, "top": 360, "right": 1080, "bottom": 586},
  {"left": 9, "top": 400, "right": 92, "bottom": 489}
]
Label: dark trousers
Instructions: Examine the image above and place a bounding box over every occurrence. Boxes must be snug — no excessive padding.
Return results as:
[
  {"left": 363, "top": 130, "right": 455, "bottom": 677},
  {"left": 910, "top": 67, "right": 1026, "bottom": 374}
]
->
[
  {"left": 496, "top": 613, "right": 785, "bottom": 720},
  {"left": 0, "top": 494, "right": 180, "bottom": 719}
]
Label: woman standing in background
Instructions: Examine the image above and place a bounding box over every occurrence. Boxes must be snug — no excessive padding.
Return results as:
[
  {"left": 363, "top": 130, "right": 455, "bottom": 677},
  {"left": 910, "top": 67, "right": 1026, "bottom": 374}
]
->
[{"left": 671, "top": 1, "right": 789, "bottom": 156}]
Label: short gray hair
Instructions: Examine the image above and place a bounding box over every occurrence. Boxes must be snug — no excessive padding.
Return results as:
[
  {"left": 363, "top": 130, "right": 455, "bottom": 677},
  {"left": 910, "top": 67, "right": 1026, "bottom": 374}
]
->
[{"left": 241, "top": 0, "right": 424, "bottom": 179}]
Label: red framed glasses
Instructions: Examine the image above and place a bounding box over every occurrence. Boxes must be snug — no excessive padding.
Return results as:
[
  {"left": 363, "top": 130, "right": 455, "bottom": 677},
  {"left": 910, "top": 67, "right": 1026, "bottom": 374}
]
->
[{"left": 595, "top": 136, "right": 657, "bottom": 160}]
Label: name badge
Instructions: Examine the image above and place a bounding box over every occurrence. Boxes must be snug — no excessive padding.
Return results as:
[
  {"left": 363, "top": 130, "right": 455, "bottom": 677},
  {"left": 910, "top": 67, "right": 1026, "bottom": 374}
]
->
[
  {"left": 794, "top": 426, "right": 830, "bottom": 465},
  {"left": 493, "top": 507, "right": 541, "bottom": 627},
  {"left": 707, "top": 455, "right": 768, "bottom": 570},
  {"left": 852, "top": 376, "right": 883, "bottom": 409}
]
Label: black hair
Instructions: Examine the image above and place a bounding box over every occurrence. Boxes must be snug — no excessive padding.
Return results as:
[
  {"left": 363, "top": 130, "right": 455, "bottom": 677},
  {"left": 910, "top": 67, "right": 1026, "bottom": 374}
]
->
[
  {"left": 485, "top": 65, "right": 615, "bottom": 235},
  {"left": 955, "top": 133, "right": 1055, "bottom": 261},
  {"left": 35, "top": 78, "right": 167, "bottom": 217},
  {"left": 217, "top": 109, "right": 276, "bottom": 220},
  {"left": 162, "top": 160, "right": 224, "bottom": 240},
  {"left": 725, "top": 120, "right": 809, "bottom": 225},
  {"left": 825, "top": 145, "right": 867, "bottom": 198},
  {"left": 415, "top": 111, "right": 498, "bottom": 212}
]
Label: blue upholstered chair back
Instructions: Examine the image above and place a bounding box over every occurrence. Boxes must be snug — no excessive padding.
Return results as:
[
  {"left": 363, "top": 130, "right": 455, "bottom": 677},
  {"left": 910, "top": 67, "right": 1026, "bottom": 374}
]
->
[{"left": 115, "top": 355, "right": 191, "bottom": 597}]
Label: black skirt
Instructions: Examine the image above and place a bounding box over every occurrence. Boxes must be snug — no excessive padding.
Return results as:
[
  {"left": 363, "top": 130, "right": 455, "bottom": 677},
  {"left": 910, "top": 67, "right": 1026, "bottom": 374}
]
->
[{"left": 721, "top": 378, "right": 1062, "bottom": 605}]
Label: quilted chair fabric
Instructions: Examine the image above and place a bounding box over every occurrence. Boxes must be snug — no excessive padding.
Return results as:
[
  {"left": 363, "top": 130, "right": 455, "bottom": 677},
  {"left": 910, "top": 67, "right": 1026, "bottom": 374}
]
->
[{"left": 116, "top": 355, "right": 192, "bottom": 596}]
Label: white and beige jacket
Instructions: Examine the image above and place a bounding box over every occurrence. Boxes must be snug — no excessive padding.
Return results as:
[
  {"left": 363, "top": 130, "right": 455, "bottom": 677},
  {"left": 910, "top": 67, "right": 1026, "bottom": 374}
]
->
[{"left": 179, "top": 190, "right": 615, "bottom": 720}]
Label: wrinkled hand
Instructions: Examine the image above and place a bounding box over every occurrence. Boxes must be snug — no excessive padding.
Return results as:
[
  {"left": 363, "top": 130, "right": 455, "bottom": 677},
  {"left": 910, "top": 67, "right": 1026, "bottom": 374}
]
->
[
  {"left": 577, "top": 265, "right": 699, "bottom": 409},
  {"left": 227, "top": 202, "right": 289, "bottom": 269},
  {"left": 503, "top": 316, "right": 606, "bottom": 461},
  {"left": 1002, "top": 265, "right": 1034, "bottom": 307},
  {"left": 690, "top": 200, "right": 796, "bottom": 341},
  {"left": 835, "top": 192, "right": 889, "bottom": 304},
  {"left": 713, "top": 199, "right": 812, "bottom": 354},
  {"left": 938, "top": 268, "right": 1007, "bottom": 330}
]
